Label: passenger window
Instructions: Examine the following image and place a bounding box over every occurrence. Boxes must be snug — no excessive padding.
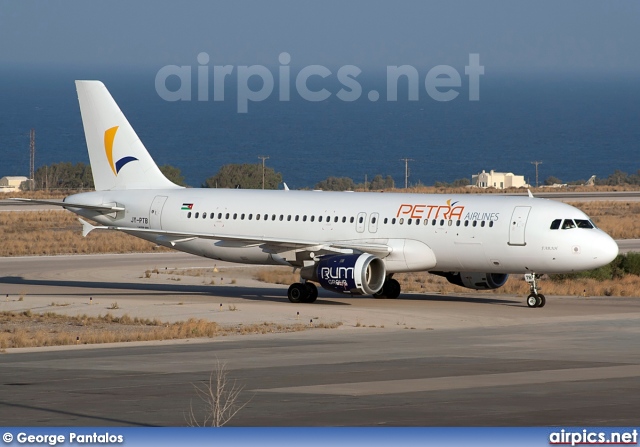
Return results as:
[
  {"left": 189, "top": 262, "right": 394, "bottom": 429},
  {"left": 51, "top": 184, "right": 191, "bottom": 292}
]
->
[
  {"left": 295, "top": 215, "right": 299, "bottom": 222},
  {"left": 562, "top": 219, "right": 576, "bottom": 230},
  {"left": 311, "top": 216, "right": 315, "bottom": 222},
  {"left": 248, "top": 214, "right": 253, "bottom": 220},
  {"left": 218, "top": 213, "right": 222, "bottom": 219},
  {"left": 233, "top": 213, "right": 237, "bottom": 220},
  {"left": 342, "top": 217, "right": 347, "bottom": 223},
  {"left": 399, "top": 218, "right": 404, "bottom": 225},
  {"left": 392, "top": 218, "right": 396, "bottom": 224},
  {"left": 384, "top": 218, "right": 388, "bottom": 224},
  {"left": 187, "top": 212, "right": 192, "bottom": 218},
  {"left": 456, "top": 220, "right": 461, "bottom": 227},
  {"left": 203, "top": 213, "right": 207, "bottom": 219},
  {"left": 264, "top": 214, "right": 268, "bottom": 220},
  {"left": 350, "top": 217, "right": 355, "bottom": 224},
  {"left": 195, "top": 212, "right": 199, "bottom": 218},
  {"left": 472, "top": 221, "right": 477, "bottom": 227},
  {"left": 448, "top": 220, "right": 453, "bottom": 226},
  {"left": 575, "top": 219, "right": 594, "bottom": 229},
  {"left": 256, "top": 214, "right": 260, "bottom": 221},
  {"left": 489, "top": 221, "right": 494, "bottom": 228},
  {"left": 424, "top": 219, "right": 429, "bottom": 225},
  {"left": 272, "top": 214, "right": 276, "bottom": 221},
  {"left": 225, "top": 213, "right": 230, "bottom": 219},
  {"left": 358, "top": 216, "right": 364, "bottom": 224},
  {"left": 241, "top": 213, "right": 245, "bottom": 220},
  {"left": 303, "top": 215, "right": 307, "bottom": 222},
  {"left": 464, "top": 220, "right": 469, "bottom": 227},
  {"left": 440, "top": 219, "right": 444, "bottom": 226},
  {"left": 550, "top": 219, "right": 562, "bottom": 230},
  {"left": 407, "top": 218, "right": 412, "bottom": 225},
  {"left": 372, "top": 217, "right": 377, "bottom": 224},
  {"left": 432, "top": 219, "right": 436, "bottom": 226},
  {"left": 279, "top": 215, "right": 284, "bottom": 221},
  {"left": 287, "top": 215, "right": 291, "bottom": 221},
  {"left": 481, "top": 221, "right": 485, "bottom": 227},
  {"left": 415, "top": 219, "right": 420, "bottom": 226},
  {"left": 319, "top": 216, "right": 323, "bottom": 222},
  {"left": 334, "top": 216, "right": 338, "bottom": 223}
]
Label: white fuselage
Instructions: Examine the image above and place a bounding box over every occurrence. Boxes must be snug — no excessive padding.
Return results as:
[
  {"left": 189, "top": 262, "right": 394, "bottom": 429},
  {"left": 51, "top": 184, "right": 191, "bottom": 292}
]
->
[{"left": 66, "top": 188, "right": 619, "bottom": 275}]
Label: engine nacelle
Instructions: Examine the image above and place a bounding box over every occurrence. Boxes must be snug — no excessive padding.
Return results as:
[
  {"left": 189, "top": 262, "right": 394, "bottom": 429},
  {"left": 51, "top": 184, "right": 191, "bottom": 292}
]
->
[
  {"left": 434, "top": 272, "right": 509, "bottom": 290},
  {"left": 301, "top": 253, "right": 386, "bottom": 295}
]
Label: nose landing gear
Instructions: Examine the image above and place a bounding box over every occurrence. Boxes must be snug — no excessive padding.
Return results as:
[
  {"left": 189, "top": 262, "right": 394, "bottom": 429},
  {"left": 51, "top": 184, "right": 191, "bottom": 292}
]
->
[{"left": 524, "top": 273, "right": 546, "bottom": 308}]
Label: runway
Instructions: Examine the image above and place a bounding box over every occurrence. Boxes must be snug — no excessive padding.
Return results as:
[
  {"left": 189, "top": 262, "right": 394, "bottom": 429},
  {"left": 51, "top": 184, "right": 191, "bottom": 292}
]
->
[{"left": 1, "top": 253, "right": 640, "bottom": 426}]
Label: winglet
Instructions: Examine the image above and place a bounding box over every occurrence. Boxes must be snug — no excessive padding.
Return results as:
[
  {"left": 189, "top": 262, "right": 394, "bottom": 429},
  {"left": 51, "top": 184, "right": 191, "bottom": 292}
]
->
[
  {"left": 283, "top": 183, "right": 290, "bottom": 191},
  {"left": 527, "top": 189, "right": 534, "bottom": 198}
]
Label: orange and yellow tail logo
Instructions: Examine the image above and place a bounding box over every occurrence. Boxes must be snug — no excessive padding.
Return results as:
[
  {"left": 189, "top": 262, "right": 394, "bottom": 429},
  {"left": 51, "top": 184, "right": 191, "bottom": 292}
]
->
[{"left": 104, "top": 126, "right": 138, "bottom": 175}]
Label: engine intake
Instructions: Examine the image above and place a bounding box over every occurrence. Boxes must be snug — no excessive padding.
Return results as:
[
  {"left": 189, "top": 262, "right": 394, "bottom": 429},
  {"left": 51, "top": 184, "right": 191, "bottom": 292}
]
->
[
  {"left": 433, "top": 272, "right": 509, "bottom": 290},
  {"left": 301, "top": 253, "right": 386, "bottom": 295}
]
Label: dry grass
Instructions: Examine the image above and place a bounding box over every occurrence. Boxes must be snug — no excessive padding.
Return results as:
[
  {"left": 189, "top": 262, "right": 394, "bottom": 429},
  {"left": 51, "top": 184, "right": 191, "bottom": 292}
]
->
[
  {"left": 254, "top": 268, "right": 299, "bottom": 285},
  {"left": 569, "top": 201, "right": 640, "bottom": 239},
  {"left": 0, "top": 210, "right": 168, "bottom": 256},
  {"left": 394, "top": 271, "right": 640, "bottom": 297},
  {"left": 254, "top": 268, "right": 640, "bottom": 298},
  {"left": 0, "top": 311, "right": 338, "bottom": 349}
]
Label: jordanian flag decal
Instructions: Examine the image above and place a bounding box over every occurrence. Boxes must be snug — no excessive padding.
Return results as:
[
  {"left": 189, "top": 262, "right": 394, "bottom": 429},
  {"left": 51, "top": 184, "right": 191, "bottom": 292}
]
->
[{"left": 181, "top": 203, "right": 194, "bottom": 210}]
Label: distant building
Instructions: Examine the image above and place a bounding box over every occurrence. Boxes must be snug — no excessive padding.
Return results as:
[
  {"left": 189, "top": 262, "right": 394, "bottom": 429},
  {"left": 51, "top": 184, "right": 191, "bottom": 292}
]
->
[
  {"left": 472, "top": 170, "right": 528, "bottom": 189},
  {"left": 0, "top": 176, "right": 29, "bottom": 193}
]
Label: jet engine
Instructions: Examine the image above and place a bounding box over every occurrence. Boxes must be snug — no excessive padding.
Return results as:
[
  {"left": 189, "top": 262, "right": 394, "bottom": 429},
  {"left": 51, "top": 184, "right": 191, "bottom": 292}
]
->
[
  {"left": 433, "top": 272, "right": 509, "bottom": 290},
  {"left": 301, "top": 253, "right": 386, "bottom": 295}
]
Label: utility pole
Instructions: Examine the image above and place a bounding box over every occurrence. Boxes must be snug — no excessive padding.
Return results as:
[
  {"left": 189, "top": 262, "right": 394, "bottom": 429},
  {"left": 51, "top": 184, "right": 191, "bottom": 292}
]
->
[
  {"left": 400, "top": 158, "right": 414, "bottom": 189},
  {"left": 29, "top": 129, "right": 35, "bottom": 190},
  {"left": 258, "top": 155, "right": 269, "bottom": 189},
  {"left": 530, "top": 161, "right": 542, "bottom": 188}
]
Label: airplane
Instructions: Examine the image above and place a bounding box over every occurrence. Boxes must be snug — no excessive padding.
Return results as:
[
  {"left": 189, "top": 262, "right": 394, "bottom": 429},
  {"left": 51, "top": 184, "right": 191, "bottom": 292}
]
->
[{"left": 14, "top": 81, "right": 619, "bottom": 308}]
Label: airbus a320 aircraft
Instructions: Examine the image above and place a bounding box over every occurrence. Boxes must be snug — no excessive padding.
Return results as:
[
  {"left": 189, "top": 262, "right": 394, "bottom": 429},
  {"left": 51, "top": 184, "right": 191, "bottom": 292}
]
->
[{"left": 15, "top": 81, "right": 619, "bottom": 308}]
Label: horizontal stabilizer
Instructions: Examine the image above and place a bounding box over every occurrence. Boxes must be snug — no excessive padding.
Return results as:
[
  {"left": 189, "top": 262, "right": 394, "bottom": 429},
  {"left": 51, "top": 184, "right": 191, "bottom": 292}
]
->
[{"left": 9, "top": 198, "right": 124, "bottom": 212}]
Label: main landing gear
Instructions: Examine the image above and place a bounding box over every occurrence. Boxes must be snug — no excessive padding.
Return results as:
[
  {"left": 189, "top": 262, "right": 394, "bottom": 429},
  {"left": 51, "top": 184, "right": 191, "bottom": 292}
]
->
[
  {"left": 287, "top": 281, "right": 318, "bottom": 304},
  {"left": 373, "top": 276, "right": 402, "bottom": 299},
  {"left": 524, "top": 273, "right": 546, "bottom": 308}
]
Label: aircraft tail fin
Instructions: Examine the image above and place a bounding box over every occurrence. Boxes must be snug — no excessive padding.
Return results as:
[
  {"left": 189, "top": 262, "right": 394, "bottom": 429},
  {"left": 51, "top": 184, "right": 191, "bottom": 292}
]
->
[{"left": 75, "top": 80, "right": 181, "bottom": 191}]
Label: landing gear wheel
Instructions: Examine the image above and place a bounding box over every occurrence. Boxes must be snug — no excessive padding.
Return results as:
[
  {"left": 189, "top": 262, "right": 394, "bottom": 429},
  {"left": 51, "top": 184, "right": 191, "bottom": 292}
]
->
[
  {"left": 524, "top": 273, "right": 545, "bottom": 308},
  {"left": 537, "top": 294, "right": 546, "bottom": 308},
  {"left": 288, "top": 283, "right": 308, "bottom": 303},
  {"left": 383, "top": 278, "right": 401, "bottom": 299},
  {"left": 303, "top": 283, "right": 318, "bottom": 303}
]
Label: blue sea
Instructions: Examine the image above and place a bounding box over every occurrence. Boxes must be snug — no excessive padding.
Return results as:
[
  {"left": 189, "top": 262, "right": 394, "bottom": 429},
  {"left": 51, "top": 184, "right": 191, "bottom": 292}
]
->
[{"left": 1, "top": 68, "right": 638, "bottom": 189}]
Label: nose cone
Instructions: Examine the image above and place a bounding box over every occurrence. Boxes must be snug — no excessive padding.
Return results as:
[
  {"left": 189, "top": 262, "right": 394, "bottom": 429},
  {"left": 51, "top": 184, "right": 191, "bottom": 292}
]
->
[{"left": 597, "top": 232, "right": 619, "bottom": 266}]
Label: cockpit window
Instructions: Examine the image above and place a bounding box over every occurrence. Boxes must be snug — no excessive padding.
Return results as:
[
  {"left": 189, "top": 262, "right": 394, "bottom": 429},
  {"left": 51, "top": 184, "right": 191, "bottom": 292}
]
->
[
  {"left": 575, "top": 219, "right": 594, "bottom": 229},
  {"left": 550, "top": 219, "right": 562, "bottom": 230},
  {"left": 561, "top": 219, "right": 576, "bottom": 230}
]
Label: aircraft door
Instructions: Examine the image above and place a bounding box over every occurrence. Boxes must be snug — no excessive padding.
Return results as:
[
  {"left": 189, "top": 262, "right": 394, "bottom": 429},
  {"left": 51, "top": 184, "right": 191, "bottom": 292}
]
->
[
  {"left": 356, "top": 212, "right": 367, "bottom": 233},
  {"left": 508, "top": 206, "right": 531, "bottom": 246},
  {"left": 368, "top": 212, "right": 379, "bottom": 233},
  {"left": 149, "top": 195, "right": 168, "bottom": 229}
]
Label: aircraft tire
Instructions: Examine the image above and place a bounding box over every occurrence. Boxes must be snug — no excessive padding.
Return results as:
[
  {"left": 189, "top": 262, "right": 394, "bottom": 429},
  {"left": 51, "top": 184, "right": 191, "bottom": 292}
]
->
[
  {"left": 526, "top": 294, "right": 539, "bottom": 308},
  {"left": 303, "top": 283, "right": 318, "bottom": 303},
  {"left": 288, "top": 283, "right": 308, "bottom": 303},
  {"left": 383, "top": 279, "right": 401, "bottom": 299},
  {"left": 537, "top": 294, "right": 546, "bottom": 308}
]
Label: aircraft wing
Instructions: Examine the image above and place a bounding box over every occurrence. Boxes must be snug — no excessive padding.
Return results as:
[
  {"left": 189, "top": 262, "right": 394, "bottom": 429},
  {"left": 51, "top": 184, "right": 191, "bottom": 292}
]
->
[
  {"left": 78, "top": 219, "right": 391, "bottom": 256},
  {"left": 9, "top": 198, "right": 124, "bottom": 212}
]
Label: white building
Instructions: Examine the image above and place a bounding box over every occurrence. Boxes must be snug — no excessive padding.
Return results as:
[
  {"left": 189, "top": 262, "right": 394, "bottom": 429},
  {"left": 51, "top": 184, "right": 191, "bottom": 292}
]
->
[
  {"left": 0, "top": 176, "right": 29, "bottom": 193},
  {"left": 472, "top": 170, "right": 528, "bottom": 189}
]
